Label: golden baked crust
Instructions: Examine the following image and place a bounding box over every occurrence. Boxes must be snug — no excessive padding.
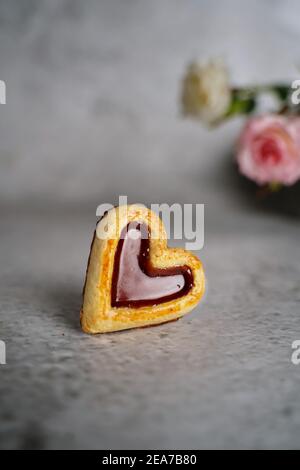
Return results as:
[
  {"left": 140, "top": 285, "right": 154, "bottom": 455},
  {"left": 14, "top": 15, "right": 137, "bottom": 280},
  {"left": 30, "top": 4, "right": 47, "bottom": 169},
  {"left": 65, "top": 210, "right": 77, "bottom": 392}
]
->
[{"left": 80, "top": 205, "right": 205, "bottom": 333}]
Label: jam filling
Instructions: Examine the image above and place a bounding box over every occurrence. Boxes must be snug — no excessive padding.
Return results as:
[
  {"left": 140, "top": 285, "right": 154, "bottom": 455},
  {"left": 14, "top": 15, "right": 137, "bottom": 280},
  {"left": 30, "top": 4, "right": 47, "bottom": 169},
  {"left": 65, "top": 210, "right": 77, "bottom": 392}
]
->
[{"left": 111, "top": 222, "right": 193, "bottom": 308}]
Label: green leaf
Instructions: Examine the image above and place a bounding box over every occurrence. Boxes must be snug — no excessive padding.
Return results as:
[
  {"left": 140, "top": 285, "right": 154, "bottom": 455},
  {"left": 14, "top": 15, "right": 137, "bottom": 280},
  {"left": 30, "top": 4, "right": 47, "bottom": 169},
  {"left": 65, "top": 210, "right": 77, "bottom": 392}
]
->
[
  {"left": 225, "top": 92, "right": 256, "bottom": 118},
  {"left": 271, "top": 84, "right": 290, "bottom": 101}
]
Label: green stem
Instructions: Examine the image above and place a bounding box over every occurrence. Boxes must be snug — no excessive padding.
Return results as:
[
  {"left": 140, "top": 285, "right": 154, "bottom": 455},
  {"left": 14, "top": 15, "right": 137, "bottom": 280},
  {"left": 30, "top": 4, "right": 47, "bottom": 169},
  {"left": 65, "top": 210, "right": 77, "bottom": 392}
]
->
[{"left": 225, "top": 83, "right": 291, "bottom": 120}]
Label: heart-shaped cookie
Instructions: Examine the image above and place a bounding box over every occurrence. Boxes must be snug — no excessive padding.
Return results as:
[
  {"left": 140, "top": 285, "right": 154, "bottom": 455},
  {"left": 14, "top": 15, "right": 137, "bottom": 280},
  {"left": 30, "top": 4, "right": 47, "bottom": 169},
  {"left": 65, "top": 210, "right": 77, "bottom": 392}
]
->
[{"left": 80, "top": 205, "right": 205, "bottom": 333}]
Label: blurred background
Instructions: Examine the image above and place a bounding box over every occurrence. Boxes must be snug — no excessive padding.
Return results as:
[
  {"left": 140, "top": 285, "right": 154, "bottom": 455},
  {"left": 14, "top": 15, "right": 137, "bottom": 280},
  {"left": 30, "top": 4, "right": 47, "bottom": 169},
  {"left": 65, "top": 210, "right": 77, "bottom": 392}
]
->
[
  {"left": 1, "top": 0, "right": 300, "bottom": 450},
  {"left": 1, "top": 0, "right": 300, "bottom": 208}
]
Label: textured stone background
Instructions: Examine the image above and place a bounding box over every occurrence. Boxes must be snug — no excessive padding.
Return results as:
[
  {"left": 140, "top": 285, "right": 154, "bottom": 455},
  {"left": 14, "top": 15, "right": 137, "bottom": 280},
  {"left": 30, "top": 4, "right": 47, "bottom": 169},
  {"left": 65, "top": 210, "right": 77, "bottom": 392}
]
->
[{"left": 1, "top": 0, "right": 300, "bottom": 449}]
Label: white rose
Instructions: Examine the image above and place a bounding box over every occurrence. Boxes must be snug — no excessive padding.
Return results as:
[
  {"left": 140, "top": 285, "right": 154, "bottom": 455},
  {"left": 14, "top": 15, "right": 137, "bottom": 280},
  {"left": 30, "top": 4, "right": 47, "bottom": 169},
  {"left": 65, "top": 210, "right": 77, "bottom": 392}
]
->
[{"left": 181, "top": 60, "right": 231, "bottom": 125}]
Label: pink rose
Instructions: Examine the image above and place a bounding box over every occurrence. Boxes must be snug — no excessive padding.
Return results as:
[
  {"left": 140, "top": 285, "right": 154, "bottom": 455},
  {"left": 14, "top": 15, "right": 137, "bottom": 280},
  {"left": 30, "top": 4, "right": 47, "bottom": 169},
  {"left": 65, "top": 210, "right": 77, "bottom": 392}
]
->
[{"left": 236, "top": 115, "right": 300, "bottom": 186}]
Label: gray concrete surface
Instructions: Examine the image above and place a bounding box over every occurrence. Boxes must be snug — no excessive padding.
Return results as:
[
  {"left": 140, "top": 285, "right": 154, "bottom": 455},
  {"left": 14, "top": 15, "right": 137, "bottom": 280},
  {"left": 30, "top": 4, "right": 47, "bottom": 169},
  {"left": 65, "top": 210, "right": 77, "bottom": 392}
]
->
[{"left": 1, "top": 0, "right": 300, "bottom": 449}]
